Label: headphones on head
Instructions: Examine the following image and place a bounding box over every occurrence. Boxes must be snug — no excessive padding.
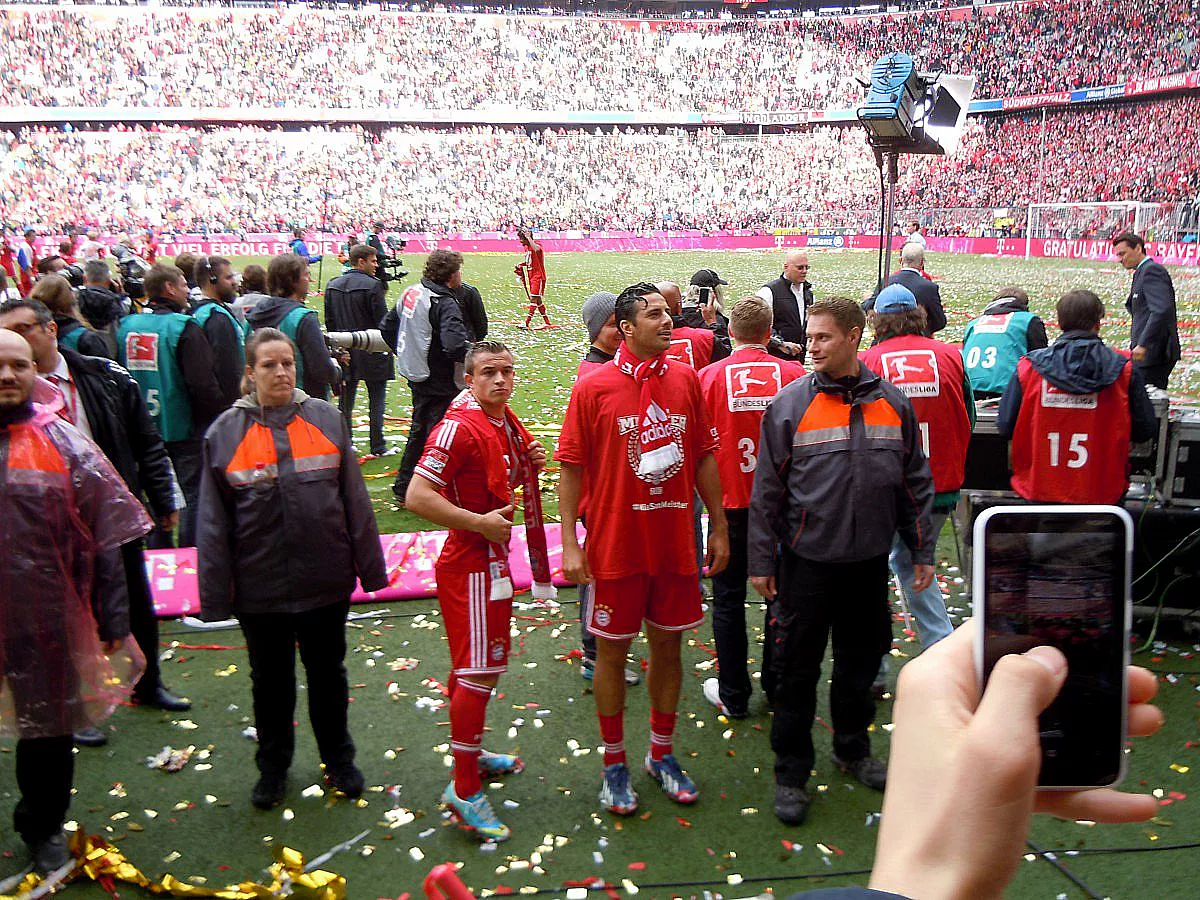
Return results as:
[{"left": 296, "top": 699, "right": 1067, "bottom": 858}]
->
[{"left": 197, "top": 254, "right": 219, "bottom": 285}]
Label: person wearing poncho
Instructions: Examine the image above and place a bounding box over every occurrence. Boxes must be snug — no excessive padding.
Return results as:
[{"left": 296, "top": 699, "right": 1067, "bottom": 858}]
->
[{"left": 0, "top": 330, "right": 151, "bottom": 875}]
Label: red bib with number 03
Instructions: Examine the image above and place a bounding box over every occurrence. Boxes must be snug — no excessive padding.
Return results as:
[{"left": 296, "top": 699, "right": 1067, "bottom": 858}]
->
[
  {"left": 1010, "top": 357, "right": 1133, "bottom": 504},
  {"left": 698, "top": 347, "right": 805, "bottom": 509}
]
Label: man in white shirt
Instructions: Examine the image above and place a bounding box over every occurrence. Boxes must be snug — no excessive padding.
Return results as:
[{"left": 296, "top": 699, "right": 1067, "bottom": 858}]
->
[
  {"left": 756, "top": 250, "right": 810, "bottom": 361},
  {"left": 902, "top": 221, "right": 927, "bottom": 250}
]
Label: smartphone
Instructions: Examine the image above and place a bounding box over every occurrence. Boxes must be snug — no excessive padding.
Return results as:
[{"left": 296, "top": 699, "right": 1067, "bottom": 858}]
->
[
  {"left": 973, "top": 505, "right": 1133, "bottom": 789},
  {"left": 697, "top": 286, "right": 713, "bottom": 305}
]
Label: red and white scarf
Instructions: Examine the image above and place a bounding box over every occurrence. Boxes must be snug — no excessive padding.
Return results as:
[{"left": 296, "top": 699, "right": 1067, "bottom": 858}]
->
[
  {"left": 444, "top": 390, "right": 555, "bottom": 601},
  {"left": 614, "top": 342, "right": 682, "bottom": 477}
]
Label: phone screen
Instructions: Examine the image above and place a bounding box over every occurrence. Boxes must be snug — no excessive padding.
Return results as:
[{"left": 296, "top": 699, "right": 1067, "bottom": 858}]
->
[
  {"left": 978, "top": 509, "right": 1130, "bottom": 788},
  {"left": 698, "top": 286, "right": 713, "bottom": 304}
]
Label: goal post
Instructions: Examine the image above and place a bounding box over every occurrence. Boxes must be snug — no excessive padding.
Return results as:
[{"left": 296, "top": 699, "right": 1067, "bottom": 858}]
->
[{"left": 1024, "top": 201, "right": 1183, "bottom": 259}]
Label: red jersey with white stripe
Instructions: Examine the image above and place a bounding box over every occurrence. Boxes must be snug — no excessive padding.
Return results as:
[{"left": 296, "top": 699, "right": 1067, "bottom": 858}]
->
[
  {"left": 698, "top": 347, "right": 805, "bottom": 509},
  {"left": 415, "top": 414, "right": 516, "bottom": 573},
  {"left": 667, "top": 326, "right": 715, "bottom": 370},
  {"left": 860, "top": 334, "right": 971, "bottom": 494},
  {"left": 524, "top": 244, "right": 545, "bottom": 282},
  {"left": 556, "top": 359, "right": 717, "bottom": 580}
]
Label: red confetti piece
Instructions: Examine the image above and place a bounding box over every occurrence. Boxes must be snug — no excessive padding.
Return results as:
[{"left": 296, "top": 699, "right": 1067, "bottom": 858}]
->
[
  {"left": 782, "top": 839, "right": 795, "bottom": 851},
  {"left": 676, "top": 817, "right": 692, "bottom": 828},
  {"left": 1171, "top": 791, "right": 1188, "bottom": 800},
  {"left": 627, "top": 861, "right": 646, "bottom": 870},
  {"left": 826, "top": 842, "right": 846, "bottom": 856}
]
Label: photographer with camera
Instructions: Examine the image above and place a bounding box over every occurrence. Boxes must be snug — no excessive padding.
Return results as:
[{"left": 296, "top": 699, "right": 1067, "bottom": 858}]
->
[
  {"left": 325, "top": 244, "right": 393, "bottom": 456},
  {"left": 77, "top": 259, "right": 128, "bottom": 358},
  {"left": 365, "top": 223, "right": 408, "bottom": 283},
  {"left": 112, "top": 239, "right": 152, "bottom": 305}
]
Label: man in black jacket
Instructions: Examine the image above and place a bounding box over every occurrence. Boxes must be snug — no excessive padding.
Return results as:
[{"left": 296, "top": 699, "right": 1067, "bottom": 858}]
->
[
  {"left": 384, "top": 250, "right": 471, "bottom": 501},
  {"left": 0, "top": 298, "right": 191, "bottom": 744},
  {"left": 325, "top": 244, "right": 393, "bottom": 456},
  {"left": 76, "top": 259, "right": 127, "bottom": 355},
  {"left": 1113, "top": 232, "right": 1181, "bottom": 389},
  {"left": 455, "top": 281, "right": 489, "bottom": 342},
  {"left": 866, "top": 244, "right": 947, "bottom": 337},
  {"left": 757, "top": 250, "right": 810, "bottom": 361}
]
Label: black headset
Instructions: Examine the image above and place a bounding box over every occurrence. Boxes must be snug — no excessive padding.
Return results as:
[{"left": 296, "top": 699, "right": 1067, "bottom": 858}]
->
[{"left": 197, "top": 254, "right": 219, "bottom": 285}]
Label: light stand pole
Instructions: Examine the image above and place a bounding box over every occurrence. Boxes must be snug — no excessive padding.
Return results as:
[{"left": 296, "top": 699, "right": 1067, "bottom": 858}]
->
[{"left": 881, "top": 150, "right": 901, "bottom": 285}]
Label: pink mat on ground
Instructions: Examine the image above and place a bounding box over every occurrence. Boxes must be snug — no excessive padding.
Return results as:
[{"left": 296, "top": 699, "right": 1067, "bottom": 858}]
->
[{"left": 145, "top": 524, "right": 585, "bottom": 618}]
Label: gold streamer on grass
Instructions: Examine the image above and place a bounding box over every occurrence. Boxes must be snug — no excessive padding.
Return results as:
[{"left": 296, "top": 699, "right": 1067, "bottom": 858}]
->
[{"left": 0, "top": 834, "right": 345, "bottom": 899}]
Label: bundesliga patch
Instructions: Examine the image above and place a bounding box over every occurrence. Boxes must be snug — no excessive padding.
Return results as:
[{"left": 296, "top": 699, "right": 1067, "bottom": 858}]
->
[
  {"left": 667, "top": 338, "right": 695, "bottom": 369},
  {"left": 725, "top": 362, "right": 784, "bottom": 412},
  {"left": 973, "top": 313, "right": 1013, "bottom": 334},
  {"left": 1041, "top": 381, "right": 1098, "bottom": 409},
  {"left": 124, "top": 332, "right": 159, "bottom": 371},
  {"left": 400, "top": 286, "right": 421, "bottom": 319},
  {"left": 422, "top": 447, "right": 449, "bottom": 473},
  {"left": 879, "top": 349, "right": 941, "bottom": 397}
]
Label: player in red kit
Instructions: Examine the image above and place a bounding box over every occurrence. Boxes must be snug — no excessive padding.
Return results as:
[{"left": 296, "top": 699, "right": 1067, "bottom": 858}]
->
[
  {"left": 515, "top": 229, "right": 552, "bottom": 329},
  {"left": 406, "top": 340, "right": 551, "bottom": 842},
  {"left": 557, "top": 282, "right": 729, "bottom": 816},
  {"left": 697, "top": 297, "right": 804, "bottom": 718}
]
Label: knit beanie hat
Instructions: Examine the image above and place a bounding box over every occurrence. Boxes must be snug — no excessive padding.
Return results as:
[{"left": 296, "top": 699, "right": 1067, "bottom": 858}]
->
[{"left": 581, "top": 291, "right": 618, "bottom": 344}]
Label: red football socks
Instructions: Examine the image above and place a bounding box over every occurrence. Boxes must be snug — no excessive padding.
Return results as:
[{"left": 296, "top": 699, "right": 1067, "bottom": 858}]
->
[
  {"left": 598, "top": 712, "right": 626, "bottom": 767},
  {"left": 649, "top": 709, "right": 677, "bottom": 761},
  {"left": 450, "top": 678, "right": 492, "bottom": 798}
]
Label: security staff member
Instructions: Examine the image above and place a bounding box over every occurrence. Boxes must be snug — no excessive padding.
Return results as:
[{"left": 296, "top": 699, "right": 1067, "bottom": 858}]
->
[
  {"left": 757, "top": 250, "right": 810, "bottom": 361},
  {"left": 1112, "top": 232, "right": 1181, "bottom": 390},
  {"left": 998, "top": 289, "right": 1157, "bottom": 504},
  {"left": 118, "top": 263, "right": 225, "bottom": 548},
  {"left": 961, "top": 286, "right": 1048, "bottom": 399},
  {"left": 324, "top": 244, "right": 393, "bottom": 456},
  {"left": 748, "top": 297, "right": 934, "bottom": 827}
]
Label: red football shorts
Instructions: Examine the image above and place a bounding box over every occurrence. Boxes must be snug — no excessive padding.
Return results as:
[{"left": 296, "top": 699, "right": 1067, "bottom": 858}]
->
[
  {"left": 527, "top": 274, "right": 546, "bottom": 297},
  {"left": 586, "top": 573, "right": 704, "bottom": 640},
  {"left": 437, "top": 569, "right": 512, "bottom": 676}
]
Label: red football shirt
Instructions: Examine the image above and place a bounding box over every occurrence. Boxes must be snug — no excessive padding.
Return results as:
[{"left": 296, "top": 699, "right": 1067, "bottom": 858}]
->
[
  {"left": 525, "top": 244, "right": 546, "bottom": 282},
  {"left": 415, "top": 414, "right": 517, "bottom": 573},
  {"left": 698, "top": 347, "right": 805, "bottom": 509},
  {"left": 667, "top": 326, "right": 716, "bottom": 370},
  {"left": 556, "top": 359, "right": 717, "bottom": 579}
]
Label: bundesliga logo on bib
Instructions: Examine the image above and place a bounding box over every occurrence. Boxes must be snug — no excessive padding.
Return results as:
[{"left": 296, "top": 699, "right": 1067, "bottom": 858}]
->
[
  {"left": 124, "top": 332, "right": 159, "bottom": 370},
  {"left": 725, "top": 362, "right": 784, "bottom": 412},
  {"left": 1041, "top": 381, "right": 1098, "bottom": 409},
  {"left": 879, "top": 350, "right": 941, "bottom": 398}
]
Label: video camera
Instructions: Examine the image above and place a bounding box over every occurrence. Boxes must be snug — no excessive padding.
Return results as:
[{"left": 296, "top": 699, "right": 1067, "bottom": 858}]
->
[
  {"left": 377, "top": 235, "right": 409, "bottom": 282},
  {"left": 60, "top": 262, "right": 86, "bottom": 290},
  {"left": 111, "top": 243, "right": 151, "bottom": 301}
]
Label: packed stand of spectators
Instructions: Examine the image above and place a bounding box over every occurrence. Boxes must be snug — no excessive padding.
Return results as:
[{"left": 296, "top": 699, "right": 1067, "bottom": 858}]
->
[
  {"left": 0, "top": 1, "right": 1197, "bottom": 113},
  {"left": 2, "top": 97, "right": 1197, "bottom": 235}
]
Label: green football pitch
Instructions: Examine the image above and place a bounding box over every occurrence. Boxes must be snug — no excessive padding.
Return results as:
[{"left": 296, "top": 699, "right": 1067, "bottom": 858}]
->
[{"left": 2, "top": 249, "right": 1199, "bottom": 899}]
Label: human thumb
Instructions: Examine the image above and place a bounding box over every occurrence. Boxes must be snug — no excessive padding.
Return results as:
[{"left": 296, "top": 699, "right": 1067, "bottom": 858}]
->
[
  {"left": 974, "top": 646, "right": 1067, "bottom": 734},
  {"left": 498, "top": 504, "right": 515, "bottom": 517}
]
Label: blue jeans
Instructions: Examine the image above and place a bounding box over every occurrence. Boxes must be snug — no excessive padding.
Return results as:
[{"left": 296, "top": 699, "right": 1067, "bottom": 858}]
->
[{"left": 888, "top": 511, "right": 953, "bottom": 649}]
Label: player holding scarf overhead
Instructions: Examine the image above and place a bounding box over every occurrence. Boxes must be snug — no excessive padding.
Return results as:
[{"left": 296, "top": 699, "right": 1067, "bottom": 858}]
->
[
  {"left": 557, "top": 282, "right": 729, "bottom": 817},
  {"left": 405, "top": 340, "right": 552, "bottom": 843}
]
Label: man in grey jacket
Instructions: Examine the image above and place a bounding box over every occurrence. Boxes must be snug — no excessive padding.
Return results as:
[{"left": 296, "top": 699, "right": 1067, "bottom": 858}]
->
[{"left": 747, "top": 297, "right": 935, "bottom": 827}]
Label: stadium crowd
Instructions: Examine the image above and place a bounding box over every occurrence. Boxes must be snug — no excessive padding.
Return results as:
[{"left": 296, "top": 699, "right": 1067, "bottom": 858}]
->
[
  {"left": 1, "top": 0, "right": 1197, "bottom": 113},
  {"left": 2, "top": 97, "right": 1198, "bottom": 235}
]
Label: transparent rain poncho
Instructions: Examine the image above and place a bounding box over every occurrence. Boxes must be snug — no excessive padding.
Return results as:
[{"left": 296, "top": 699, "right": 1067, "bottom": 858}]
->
[{"left": 0, "top": 378, "right": 152, "bottom": 738}]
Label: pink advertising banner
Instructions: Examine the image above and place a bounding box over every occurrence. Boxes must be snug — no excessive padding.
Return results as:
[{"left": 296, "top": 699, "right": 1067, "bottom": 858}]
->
[{"left": 42, "top": 230, "right": 1200, "bottom": 267}]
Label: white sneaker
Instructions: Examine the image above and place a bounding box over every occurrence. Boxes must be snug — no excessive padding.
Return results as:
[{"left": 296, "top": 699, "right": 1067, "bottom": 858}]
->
[{"left": 702, "top": 677, "right": 728, "bottom": 714}]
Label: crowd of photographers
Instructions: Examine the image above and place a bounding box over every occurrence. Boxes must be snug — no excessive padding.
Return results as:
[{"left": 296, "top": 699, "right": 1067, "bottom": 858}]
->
[
  {"left": 3, "top": 96, "right": 1199, "bottom": 238},
  {"left": 1, "top": 0, "right": 1196, "bottom": 112}
]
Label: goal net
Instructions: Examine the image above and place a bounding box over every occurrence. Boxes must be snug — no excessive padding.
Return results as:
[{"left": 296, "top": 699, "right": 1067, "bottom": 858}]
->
[{"left": 1025, "top": 201, "right": 1185, "bottom": 257}]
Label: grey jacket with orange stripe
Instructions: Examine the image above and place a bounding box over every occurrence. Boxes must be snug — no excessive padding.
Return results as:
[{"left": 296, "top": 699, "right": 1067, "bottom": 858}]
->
[
  {"left": 747, "top": 365, "right": 935, "bottom": 574},
  {"left": 197, "top": 390, "right": 387, "bottom": 620}
]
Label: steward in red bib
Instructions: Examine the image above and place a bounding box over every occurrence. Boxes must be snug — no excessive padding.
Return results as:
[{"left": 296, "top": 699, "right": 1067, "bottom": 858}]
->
[{"left": 998, "top": 290, "right": 1158, "bottom": 504}]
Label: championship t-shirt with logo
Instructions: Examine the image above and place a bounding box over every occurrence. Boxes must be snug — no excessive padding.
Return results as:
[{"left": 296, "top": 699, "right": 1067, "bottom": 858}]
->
[
  {"left": 556, "top": 359, "right": 717, "bottom": 580},
  {"left": 698, "top": 347, "right": 805, "bottom": 509},
  {"left": 415, "top": 414, "right": 517, "bottom": 573}
]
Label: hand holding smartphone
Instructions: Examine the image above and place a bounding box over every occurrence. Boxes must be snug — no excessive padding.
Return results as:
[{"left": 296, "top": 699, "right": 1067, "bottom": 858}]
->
[{"left": 974, "top": 505, "right": 1133, "bottom": 789}]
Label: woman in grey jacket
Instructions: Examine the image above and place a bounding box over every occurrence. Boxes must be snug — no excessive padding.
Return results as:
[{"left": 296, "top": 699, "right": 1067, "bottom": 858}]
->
[{"left": 196, "top": 327, "right": 387, "bottom": 811}]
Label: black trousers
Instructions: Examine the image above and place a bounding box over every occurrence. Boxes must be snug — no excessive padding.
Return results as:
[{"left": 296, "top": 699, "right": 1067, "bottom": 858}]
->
[
  {"left": 147, "top": 439, "right": 203, "bottom": 549},
  {"left": 13, "top": 736, "right": 74, "bottom": 844},
  {"left": 1136, "top": 360, "right": 1174, "bottom": 390},
  {"left": 340, "top": 378, "right": 389, "bottom": 456},
  {"left": 769, "top": 551, "right": 892, "bottom": 788},
  {"left": 393, "top": 387, "right": 456, "bottom": 499},
  {"left": 709, "top": 508, "right": 761, "bottom": 715},
  {"left": 122, "top": 539, "right": 162, "bottom": 697},
  {"left": 238, "top": 599, "right": 354, "bottom": 777}
]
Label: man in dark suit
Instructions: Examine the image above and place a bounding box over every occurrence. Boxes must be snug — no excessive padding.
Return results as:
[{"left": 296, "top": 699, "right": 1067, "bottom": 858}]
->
[
  {"left": 0, "top": 298, "right": 191, "bottom": 748},
  {"left": 866, "top": 244, "right": 947, "bottom": 337},
  {"left": 324, "top": 243, "right": 393, "bottom": 456},
  {"left": 756, "top": 250, "right": 809, "bottom": 361},
  {"left": 1113, "top": 232, "right": 1180, "bottom": 390}
]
